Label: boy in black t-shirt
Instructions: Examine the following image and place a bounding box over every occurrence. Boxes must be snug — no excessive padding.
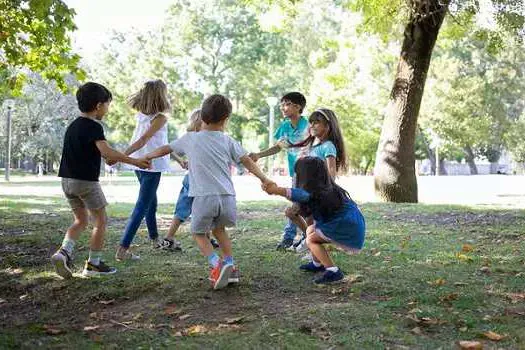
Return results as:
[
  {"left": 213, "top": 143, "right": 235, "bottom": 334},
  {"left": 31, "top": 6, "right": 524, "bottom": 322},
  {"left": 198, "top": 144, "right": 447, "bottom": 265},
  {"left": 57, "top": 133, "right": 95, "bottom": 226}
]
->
[{"left": 52, "top": 82, "right": 150, "bottom": 278}]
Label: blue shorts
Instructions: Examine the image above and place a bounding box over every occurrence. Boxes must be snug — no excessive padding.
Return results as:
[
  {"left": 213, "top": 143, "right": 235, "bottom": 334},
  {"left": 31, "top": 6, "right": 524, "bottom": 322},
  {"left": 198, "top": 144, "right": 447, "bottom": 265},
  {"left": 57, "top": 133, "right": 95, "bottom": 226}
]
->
[{"left": 174, "top": 174, "right": 193, "bottom": 222}]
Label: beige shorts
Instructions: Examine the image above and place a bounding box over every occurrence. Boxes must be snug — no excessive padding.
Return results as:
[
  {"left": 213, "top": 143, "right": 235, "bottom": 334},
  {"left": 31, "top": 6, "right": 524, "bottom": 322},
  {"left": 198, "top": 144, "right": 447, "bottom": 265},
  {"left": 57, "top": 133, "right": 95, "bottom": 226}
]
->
[
  {"left": 61, "top": 178, "right": 108, "bottom": 210},
  {"left": 190, "top": 195, "right": 236, "bottom": 234}
]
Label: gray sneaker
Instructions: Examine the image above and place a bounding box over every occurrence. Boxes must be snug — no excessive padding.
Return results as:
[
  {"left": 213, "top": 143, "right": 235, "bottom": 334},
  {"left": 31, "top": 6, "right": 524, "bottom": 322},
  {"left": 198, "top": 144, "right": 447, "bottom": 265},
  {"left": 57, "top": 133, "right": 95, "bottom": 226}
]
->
[
  {"left": 228, "top": 266, "right": 240, "bottom": 284},
  {"left": 51, "top": 249, "right": 74, "bottom": 279}
]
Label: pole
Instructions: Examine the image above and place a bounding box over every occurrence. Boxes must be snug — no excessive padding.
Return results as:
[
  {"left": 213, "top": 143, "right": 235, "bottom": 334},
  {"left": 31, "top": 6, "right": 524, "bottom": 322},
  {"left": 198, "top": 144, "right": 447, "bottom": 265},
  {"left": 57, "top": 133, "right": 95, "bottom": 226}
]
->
[
  {"left": 268, "top": 105, "right": 275, "bottom": 175},
  {"left": 5, "top": 105, "right": 12, "bottom": 181},
  {"left": 435, "top": 145, "right": 439, "bottom": 176}
]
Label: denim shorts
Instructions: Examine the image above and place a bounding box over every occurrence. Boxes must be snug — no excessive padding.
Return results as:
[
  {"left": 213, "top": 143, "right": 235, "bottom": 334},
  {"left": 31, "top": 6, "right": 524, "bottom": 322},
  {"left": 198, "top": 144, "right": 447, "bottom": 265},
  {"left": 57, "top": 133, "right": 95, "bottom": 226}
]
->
[
  {"left": 174, "top": 174, "right": 192, "bottom": 222},
  {"left": 190, "top": 195, "right": 236, "bottom": 234},
  {"left": 61, "top": 178, "right": 107, "bottom": 210}
]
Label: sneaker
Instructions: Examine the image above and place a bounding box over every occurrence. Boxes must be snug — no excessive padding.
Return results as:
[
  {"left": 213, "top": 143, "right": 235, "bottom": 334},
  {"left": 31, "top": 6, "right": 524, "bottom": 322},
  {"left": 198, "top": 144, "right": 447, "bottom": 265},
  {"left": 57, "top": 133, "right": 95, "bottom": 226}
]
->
[
  {"left": 300, "top": 261, "right": 326, "bottom": 272},
  {"left": 51, "top": 249, "right": 74, "bottom": 279},
  {"left": 151, "top": 238, "right": 163, "bottom": 248},
  {"left": 294, "top": 237, "right": 308, "bottom": 253},
  {"left": 314, "top": 269, "right": 344, "bottom": 284},
  {"left": 209, "top": 263, "right": 233, "bottom": 290},
  {"left": 228, "top": 266, "right": 240, "bottom": 284},
  {"left": 210, "top": 238, "right": 220, "bottom": 249},
  {"left": 115, "top": 247, "right": 140, "bottom": 261},
  {"left": 276, "top": 238, "right": 294, "bottom": 251},
  {"left": 82, "top": 260, "right": 117, "bottom": 277},
  {"left": 158, "top": 238, "right": 182, "bottom": 251}
]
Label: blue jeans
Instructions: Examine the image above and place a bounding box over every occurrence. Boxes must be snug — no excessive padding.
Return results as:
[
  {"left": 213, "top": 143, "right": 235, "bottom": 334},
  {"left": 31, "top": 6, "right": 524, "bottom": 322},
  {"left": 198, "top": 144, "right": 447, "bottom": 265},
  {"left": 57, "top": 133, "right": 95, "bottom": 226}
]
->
[
  {"left": 174, "top": 174, "right": 192, "bottom": 222},
  {"left": 283, "top": 176, "right": 297, "bottom": 241},
  {"left": 120, "top": 170, "right": 161, "bottom": 248}
]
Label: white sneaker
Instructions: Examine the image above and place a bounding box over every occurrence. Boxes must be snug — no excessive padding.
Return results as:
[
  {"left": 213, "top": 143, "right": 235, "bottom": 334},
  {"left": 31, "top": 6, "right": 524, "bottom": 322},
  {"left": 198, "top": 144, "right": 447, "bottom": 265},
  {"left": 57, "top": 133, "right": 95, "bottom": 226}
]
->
[
  {"left": 301, "top": 252, "right": 313, "bottom": 261},
  {"left": 295, "top": 238, "right": 308, "bottom": 253},
  {"left": 115, "top": 248, "right": 140, "bottom": 261}
]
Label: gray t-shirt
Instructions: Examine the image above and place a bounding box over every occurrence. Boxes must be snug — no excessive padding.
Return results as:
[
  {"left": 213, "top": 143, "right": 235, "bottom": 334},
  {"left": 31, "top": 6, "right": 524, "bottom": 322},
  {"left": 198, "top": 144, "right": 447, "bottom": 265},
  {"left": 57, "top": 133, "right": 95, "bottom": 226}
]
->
[{"left": 168, "top": 130, "right": 247, "bottom": 197}]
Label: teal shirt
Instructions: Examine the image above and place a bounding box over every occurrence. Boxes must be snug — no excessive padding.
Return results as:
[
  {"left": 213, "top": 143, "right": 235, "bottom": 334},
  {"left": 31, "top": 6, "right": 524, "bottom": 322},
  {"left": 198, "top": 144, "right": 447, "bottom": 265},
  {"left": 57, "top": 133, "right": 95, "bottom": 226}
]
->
[
  {"left": 274, "top": 116, "right": 309, "bottom": 177},
  {"left": 308, "top": 140, "right": 337, "bottom": 161}
]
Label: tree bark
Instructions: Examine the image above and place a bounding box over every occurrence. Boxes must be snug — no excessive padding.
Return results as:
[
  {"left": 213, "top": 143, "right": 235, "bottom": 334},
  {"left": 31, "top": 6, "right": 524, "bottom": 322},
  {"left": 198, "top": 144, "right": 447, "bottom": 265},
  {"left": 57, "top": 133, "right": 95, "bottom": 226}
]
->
[
  {"left": 463, "top": 145, "right": 478, "bottom": 175},
  {"left": 374, "top": 2, "right": 448, "bottom": 202}
]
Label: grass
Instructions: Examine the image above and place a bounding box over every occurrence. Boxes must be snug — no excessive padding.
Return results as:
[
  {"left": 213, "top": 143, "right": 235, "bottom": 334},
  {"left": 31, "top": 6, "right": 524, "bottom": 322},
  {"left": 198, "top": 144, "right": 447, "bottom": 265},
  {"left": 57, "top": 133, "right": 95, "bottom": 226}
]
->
[{"left": 0, "top": 195, "right": 524, "bottom": 349}]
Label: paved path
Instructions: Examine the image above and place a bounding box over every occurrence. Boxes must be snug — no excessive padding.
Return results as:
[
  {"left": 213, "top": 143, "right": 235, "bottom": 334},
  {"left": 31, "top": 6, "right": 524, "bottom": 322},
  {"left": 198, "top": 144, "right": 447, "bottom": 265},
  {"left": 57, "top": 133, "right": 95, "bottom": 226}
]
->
[{"left": 1, "top": 175, "right": 524, "bottom": 208}]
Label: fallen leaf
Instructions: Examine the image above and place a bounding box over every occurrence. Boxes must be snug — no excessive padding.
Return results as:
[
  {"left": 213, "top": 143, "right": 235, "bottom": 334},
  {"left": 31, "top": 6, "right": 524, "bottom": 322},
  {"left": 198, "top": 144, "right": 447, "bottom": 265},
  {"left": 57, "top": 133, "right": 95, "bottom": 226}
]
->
[
  {"left": 456, "top": 253, "right": 473, "bottom": 262},
  {"left": 428, "top": 278, "right": 446, "bottom": 286},
  {"left": 43, "top": 325, "right": 63, "bottom": 335},
  {"left": 173, "top": 331, "right": 183, "bottom": 337},
  {"left": 479, "top": 266, "right": 490, "bottom": 274},
  {"left": 19, "top": 294, "right": 28, "bottom": 301},
  {"left": 83, "top": 325, "right": 99, "bottom": 332},
  {"left": 504, "top": 292, "right": 525, "bottom": 303},
  {"left": 133, "top": 313, "right": 143, "bottom": 321},
  {"left": 411, "top": 327, "right": 423, "bottom": 335},
  {"left": 187, "top": 325, "right": 207, "bottom": 335},
  {"left": 164, "top": 304, "right": 179, "bottom": 315},
  {"left": 348, "top": 274, "right": 363, "bottom": 283},
  {"left": 461, "top": 244, "right": 474, "bottom": 253},
  {"left": 179, "top": 314, "right": 191, "bottom": 320},
  {"left": 89, "top": 312, "right": 98, "bottom": 318},
  {"left": 225, "top": 316, "right": 244, "bottom": 324},
  {"left": 454, "top": 282, "right": 468, "bottom": 286},
  {"left": 99, "top": 299, "right": 115, "bottom": 305},
  {"left": 408, "top": 308, "right": 422, "bottom": 314},
  {"left": 459, "top": 327, "right": 468, "bottom": 332},
  {"left": 504, "top": 307, "right": 525, "bottom": 316},
  {"left": 482, "top": 331, "right": 505, "bottom": 341},
  {"left": 0, "top": 298, "right": 6, "bottom": 304},
  {"left": 440, "top": 293, "right": 459, "bottom": 303},
  {"left": 458, "top": 340, "right": 483, "bottom": 349}
]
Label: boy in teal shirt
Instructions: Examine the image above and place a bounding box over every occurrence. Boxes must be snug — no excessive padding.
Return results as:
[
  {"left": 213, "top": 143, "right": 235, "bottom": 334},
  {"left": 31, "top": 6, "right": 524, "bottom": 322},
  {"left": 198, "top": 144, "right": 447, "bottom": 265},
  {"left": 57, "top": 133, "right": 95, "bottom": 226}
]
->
[{"left": 249, "top": 92, "right": 309, "bottom": 249}]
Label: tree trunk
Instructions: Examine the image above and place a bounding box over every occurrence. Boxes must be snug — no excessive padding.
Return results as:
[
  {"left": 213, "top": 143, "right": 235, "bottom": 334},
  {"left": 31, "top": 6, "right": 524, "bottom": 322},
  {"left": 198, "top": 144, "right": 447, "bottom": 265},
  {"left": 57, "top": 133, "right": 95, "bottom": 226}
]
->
[
  {"left": 438, "top": 158, "right": 447, "bottom": 175},
  {"left": 418, "top": 125, "right": 436, "bottom": 175},
  {"left": 463, "top": 145, "right": 478, "bottom": 175},
  {"left": 374, "top": 3, "right": 448, "bottom": 202}
]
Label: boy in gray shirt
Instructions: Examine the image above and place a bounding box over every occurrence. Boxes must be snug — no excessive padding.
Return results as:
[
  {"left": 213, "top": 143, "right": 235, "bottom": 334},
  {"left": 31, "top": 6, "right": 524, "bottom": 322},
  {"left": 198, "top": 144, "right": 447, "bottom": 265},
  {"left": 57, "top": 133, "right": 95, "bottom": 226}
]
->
[{"left": 146, "top": 94, "right": 274, "bottom": 290}]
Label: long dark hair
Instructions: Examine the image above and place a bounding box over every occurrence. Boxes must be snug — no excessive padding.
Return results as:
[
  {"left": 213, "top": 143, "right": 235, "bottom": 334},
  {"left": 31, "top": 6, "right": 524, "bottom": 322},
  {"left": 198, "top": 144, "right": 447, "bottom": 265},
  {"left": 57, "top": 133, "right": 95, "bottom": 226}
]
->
[
  {"left": 290, "top": 108, "right": 347, "bottom": 173},
  {"left": 295, "top": 157, "right": 350, "bottom": 218}
]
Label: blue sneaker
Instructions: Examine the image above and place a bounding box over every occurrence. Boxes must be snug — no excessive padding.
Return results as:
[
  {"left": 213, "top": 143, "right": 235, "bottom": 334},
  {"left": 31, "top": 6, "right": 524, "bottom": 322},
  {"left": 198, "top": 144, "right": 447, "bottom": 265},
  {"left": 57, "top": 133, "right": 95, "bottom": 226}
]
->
[
  {"left": 314, "top": 269, "right": 344, "bottom": 284},
  {"left": 299, "top": 261, "right": 325, "bottom": 272}
]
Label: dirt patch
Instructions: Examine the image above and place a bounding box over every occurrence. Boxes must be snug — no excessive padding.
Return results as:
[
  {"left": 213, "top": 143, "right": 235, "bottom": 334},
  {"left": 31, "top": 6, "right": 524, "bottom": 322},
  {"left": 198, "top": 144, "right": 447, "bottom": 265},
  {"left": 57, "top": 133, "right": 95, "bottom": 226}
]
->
[{"left": 380, "top": 210, "right": 525, "bottom": 230}]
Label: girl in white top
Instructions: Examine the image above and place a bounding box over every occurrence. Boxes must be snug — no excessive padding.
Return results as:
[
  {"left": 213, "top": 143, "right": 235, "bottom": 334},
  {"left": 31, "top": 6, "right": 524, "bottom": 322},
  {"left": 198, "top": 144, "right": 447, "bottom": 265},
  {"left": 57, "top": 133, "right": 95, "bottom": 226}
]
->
[{"left": 116, "top": 79, "right": 172, "bottom": 260}]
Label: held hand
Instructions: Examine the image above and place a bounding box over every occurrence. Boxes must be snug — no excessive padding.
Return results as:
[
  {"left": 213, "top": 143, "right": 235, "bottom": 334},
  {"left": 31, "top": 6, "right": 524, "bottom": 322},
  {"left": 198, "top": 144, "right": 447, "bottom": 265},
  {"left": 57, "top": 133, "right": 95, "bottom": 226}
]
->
[
  {"left": 180, "top": 160, "right": 189, "bottom": 170},
  {"left": 248, "top": 152, "right": 259, "bottom": 162},
  {"left": 105, "top": 158, "right": 117, "bottom": 166},
  {"left": 135, "top": 157, "right": 151, "bottom": 169},
  {"left": 262, "top": 181, "right": 278, "bottom": 194}
]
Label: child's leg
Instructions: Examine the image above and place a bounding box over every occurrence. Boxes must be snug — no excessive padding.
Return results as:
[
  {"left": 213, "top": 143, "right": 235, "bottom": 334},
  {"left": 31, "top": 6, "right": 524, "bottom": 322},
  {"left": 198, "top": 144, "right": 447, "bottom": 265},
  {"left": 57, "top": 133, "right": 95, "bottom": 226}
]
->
[
  {"left": 88, "top": 206, "right": 107, "bottom": 252},
  {"left": 166, "top": 218, "right": 183, "bottom": 240},
  {"left": 305, "top": 226, "right": 334, "bottom": 267},
  {"left": 120, "top": 171, "right": 160, "bottom": 249},
  {"left": 144, "top": 173, "right": 161, "bottom": 240},
  {"left": 166, "top": 176, "right": 192, "bottom": 241},
  {"left": 62, "top": 207, "right": 89, "bottom": 252},
  {"left": 285, "top": 206, "right": 308, "bottom": 234},
  {"left": 211, "top": 226, "right": 232, "bottom": 258}
]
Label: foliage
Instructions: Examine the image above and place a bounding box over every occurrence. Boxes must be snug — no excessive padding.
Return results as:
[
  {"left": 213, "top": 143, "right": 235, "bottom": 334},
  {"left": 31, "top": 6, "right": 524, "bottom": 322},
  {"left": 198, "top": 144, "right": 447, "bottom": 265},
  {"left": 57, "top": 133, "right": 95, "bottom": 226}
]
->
[{"left": 0, "top": 0, "right": 84, "bottom": 93}]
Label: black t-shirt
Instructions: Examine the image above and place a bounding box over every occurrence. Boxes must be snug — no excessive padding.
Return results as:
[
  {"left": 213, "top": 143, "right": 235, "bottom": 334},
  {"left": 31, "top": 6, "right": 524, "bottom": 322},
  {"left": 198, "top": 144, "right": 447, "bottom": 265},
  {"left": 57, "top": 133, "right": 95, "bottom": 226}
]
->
[{"left": 58, "top": 117, "right": 106, "bottom": 181}]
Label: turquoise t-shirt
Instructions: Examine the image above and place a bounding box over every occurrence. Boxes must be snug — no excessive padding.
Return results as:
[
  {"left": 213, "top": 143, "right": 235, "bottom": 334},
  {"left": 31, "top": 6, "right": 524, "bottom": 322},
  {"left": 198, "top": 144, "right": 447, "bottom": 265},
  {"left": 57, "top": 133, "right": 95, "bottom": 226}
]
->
[
  {"left": 274, "top": 116, "right": 309, "bottom": 177},
  {"left": 308, "top": 140, "right": 337, "bottom": 161}
]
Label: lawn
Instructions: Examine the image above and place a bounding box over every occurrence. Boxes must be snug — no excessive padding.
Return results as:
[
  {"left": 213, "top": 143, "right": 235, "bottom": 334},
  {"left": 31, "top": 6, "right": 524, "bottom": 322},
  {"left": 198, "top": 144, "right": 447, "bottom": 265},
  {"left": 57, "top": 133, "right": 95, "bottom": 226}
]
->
[{"left": 0, "top": 195, "right": 524, "bottom": 349}]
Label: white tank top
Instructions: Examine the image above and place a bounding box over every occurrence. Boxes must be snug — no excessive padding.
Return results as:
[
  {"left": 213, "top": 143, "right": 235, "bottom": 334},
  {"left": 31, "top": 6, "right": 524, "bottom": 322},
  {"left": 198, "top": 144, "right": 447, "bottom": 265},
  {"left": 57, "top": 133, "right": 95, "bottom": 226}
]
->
[{"left": 127, "top": 112, "right": 171, "bottom": 172}]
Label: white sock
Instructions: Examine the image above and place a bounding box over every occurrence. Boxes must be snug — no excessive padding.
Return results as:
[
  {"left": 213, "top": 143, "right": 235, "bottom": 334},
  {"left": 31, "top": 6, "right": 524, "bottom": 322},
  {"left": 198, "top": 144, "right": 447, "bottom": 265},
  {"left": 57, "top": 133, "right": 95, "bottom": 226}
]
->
[
  {"left": 88, "top": 250, "right": 102, "bottom": 266},
  {"left": 312, "top": 260, "right": 322, "bottom": 267},
  {"left": 326, "top": 266, "right": 339, "bottom": 273},
  {"left": 61, "top": 237, "right": 76, "bottom": 255}
]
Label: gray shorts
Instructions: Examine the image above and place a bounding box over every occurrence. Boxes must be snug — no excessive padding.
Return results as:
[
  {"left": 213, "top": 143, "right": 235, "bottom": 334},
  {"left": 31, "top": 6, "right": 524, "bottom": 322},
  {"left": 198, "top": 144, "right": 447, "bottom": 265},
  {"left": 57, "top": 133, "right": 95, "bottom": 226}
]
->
[
  {"left": 190, "top": 195, "right": 236, "bottom": 234},
  {"left": 61, "top": 178, "right": 108, "bottom": 210}
]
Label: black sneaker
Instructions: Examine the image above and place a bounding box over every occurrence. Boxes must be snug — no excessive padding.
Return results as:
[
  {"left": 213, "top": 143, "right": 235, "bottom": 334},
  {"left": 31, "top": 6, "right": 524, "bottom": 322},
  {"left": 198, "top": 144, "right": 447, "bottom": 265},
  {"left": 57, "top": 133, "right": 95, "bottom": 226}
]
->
[
  {"left": 314, "top": 269, "right": 344, "bottom": 284},
  {"left": 299, "top": 261, "right": 325, "bottom": 273},
  {"left": 210, "top": 238, "right": 220, "bottom": 249},
  {"left": 158, "top": 238, "right": 182, "bottom": 251},
  {"left": 276, "top": 238, "right": 294, "bottom": 251},
  {"left": 51, "top": 249, "right": 74, "bottom": 279},
  {"left": 82, "top": 260, "right": 117, "bottom": 277}
]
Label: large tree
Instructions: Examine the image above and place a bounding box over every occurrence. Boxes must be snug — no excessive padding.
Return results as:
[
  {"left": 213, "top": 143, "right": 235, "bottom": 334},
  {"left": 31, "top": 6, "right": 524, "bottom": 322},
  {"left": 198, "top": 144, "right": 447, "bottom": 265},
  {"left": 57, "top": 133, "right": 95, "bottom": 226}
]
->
[{"left": 0, "top": 0, "right": 83, "bottom": 93}]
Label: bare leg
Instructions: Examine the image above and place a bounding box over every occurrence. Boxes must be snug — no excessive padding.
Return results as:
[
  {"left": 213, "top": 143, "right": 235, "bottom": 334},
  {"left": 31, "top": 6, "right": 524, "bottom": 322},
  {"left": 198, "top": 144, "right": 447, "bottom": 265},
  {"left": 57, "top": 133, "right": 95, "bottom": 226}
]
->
[
  {"left": 285, "top": 206, "right": 308, "bottom": 234},
  {"left": 306, "top": 226, "right": 334, "bottom": 267},
  {"left": 211, "top": 226, "right": 232, "bottom": 257},
  {"left": 194, "top": 233, "right": 214, "bottom": 257},
  {"left": 66, "top": 207, "right": 89, "bottom": 240},
  {"left": 88, "top": 207, "right": 107, "bottom": 251},
  {"left": 166, "top": 218, "right": 183, "bottom": 240}
]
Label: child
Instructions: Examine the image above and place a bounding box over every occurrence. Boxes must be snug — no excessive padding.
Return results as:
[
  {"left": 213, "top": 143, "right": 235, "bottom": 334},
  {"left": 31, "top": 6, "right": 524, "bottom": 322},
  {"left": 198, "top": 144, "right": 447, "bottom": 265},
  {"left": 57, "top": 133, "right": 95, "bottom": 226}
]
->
[
  {"left": 263, "top": 157, "right": 365, "bottom": 284},
  {"left": 51, "top": 82, "right": 150, "bottom": 278},
  {"left": 158, "top": 109, "right": 219, "bottom": 251},
  {"left": 146, "top": 94, "right": 274, "bottom": 290},
  {"left": 287, "top": 108, "right": 347, "bottom": 252},
  {"left": 249, "top": 92, "right": 309, "bottom": 250},
  {"left": 115, "top": 79, "right": 172, "bottom": 261}
]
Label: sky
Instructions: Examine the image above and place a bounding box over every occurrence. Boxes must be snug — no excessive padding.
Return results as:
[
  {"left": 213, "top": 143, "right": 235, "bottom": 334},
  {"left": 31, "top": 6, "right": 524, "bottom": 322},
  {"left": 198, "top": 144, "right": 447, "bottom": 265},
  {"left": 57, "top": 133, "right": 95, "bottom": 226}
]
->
[{"left": 63, "top": 0, "right": 173, "bottom": 59}]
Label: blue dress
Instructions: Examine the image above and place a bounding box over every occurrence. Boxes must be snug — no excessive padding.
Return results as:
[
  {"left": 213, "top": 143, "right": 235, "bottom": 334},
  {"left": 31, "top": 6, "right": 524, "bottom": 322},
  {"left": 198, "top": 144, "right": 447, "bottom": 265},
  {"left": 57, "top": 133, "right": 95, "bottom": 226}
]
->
[{"left": 288, "top": 188, "right": 366, "bottom": 250}]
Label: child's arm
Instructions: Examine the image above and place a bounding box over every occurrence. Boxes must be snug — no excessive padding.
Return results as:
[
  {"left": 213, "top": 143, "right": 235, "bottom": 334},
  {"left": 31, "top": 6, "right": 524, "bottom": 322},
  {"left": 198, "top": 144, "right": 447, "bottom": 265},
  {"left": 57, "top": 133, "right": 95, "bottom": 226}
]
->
[
  {"left": 124, "top": 115, "right": 167, "bottom": 156},
  {"left": 239, "top": 154, "right": 274, "bottom": 185},
  {"left": 263, "top": 184, "right": 311, "bottom": 203},
  {"left": 326, "top": 156, "right": 337, "bottom": 178},
  {"left": 172, "top": 153, "right": 188, "bottom": 169},
  {"left": 262, "top": 183, "right": 287, "bottom": 197},
  {"left": 144, "top": 145, "right": 173, "bottom": 160},
  {"left": 249, "top": 144, "right": 282, "bottom": 162},
  {"left": 96, "top": 140, "right": 150, "bottom": 169}
]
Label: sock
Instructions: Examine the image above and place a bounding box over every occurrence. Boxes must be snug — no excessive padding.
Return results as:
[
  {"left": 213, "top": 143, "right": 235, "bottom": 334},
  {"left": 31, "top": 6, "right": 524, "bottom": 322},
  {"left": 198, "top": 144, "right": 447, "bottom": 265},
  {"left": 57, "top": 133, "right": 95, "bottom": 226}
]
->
[
  {"left": 326, "top": 266, "right": 339, "bottom": 273},
  {"left": 223, "top": 255, "right": 234, "bottom": 266},
  {"left": 61, "top": 237, "right": 76, "bottom": 255},
  {"left": 88, "top": 250, "right": 102, "bottom": 266},
  {"left": 207, "top": 252, "right": 220, "bottom": 268},
  {"left": 312, "top": 260, "right": 322, "bottom": 267}
]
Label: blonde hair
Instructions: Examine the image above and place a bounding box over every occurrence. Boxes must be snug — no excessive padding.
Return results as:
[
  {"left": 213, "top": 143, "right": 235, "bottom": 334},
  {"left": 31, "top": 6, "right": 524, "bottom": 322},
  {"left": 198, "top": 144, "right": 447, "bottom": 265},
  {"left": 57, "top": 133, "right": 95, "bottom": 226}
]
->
[
  {"left": 187, "top": 109, "right": 202, "bottom": 132},
  {"left": 128, "top": 79, "right": 170, "bottom": 115}
]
